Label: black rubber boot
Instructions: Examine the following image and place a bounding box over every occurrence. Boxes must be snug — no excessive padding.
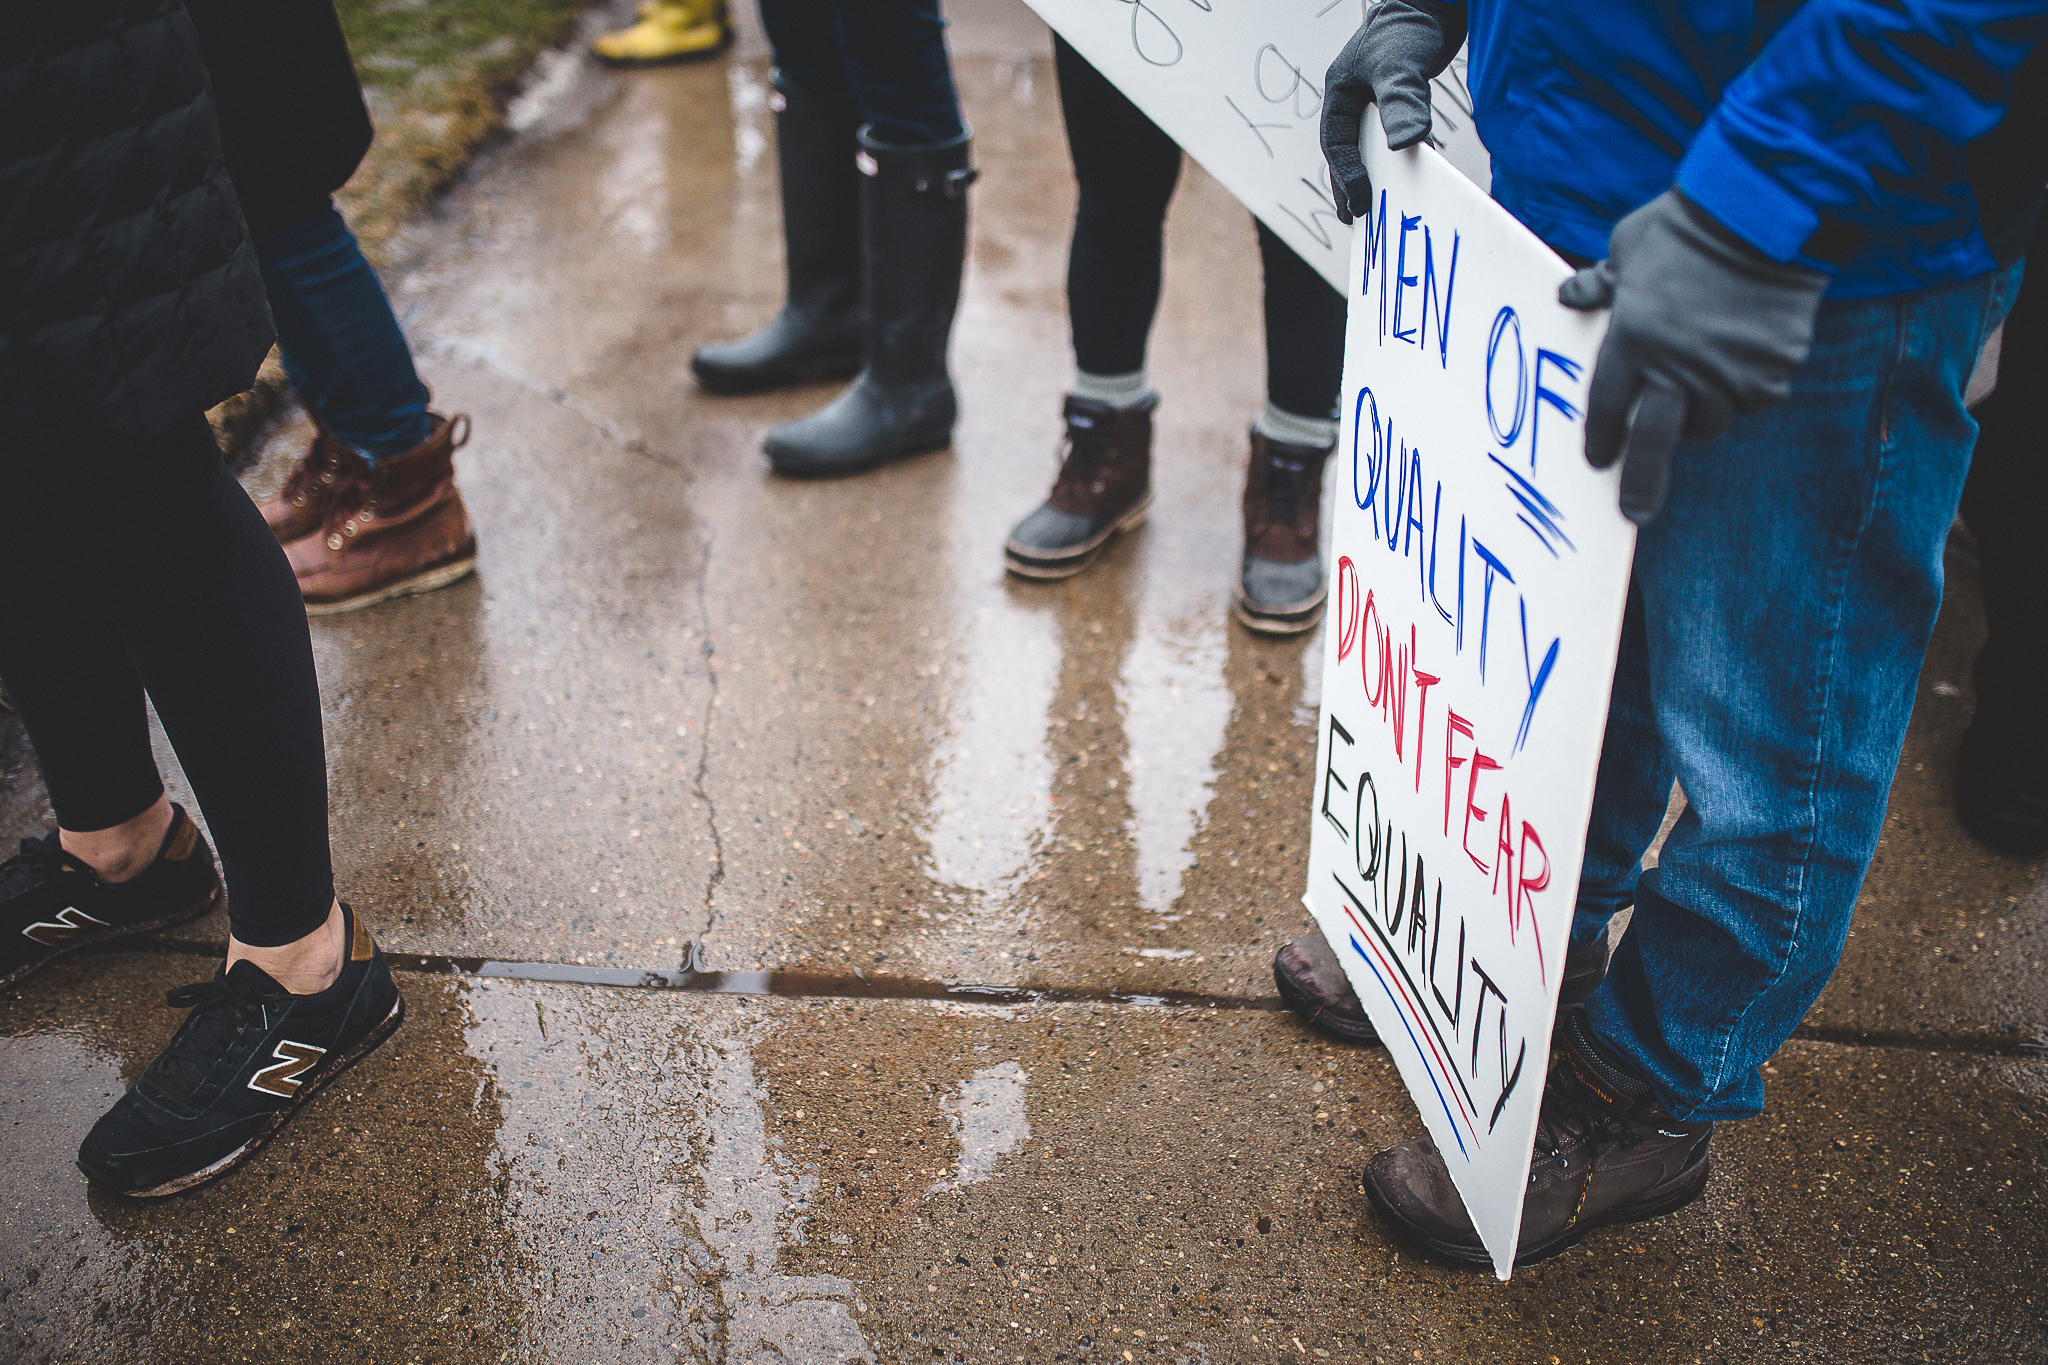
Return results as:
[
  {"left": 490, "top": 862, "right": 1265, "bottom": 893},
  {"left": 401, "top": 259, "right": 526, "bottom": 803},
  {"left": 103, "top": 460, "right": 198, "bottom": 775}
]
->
[
  {"left": 690, "top": 73, "right": 863, "bottom": 394},
  {"left": 763, "top": 126, "right": 975, "bottom": 477}
]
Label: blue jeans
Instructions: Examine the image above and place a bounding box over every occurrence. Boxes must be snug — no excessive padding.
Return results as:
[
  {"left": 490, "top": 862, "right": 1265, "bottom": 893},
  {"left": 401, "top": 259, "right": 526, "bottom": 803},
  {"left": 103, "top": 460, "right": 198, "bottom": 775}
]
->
[
  {"left": 1570, "top": 260, "right": 2024, "bottom": 1123},
  {"left": 760, "top": 0, "right": 964, "bottom": 146},
  {"left": 254, "top": 204, "right": 431, "bottom": 464}
]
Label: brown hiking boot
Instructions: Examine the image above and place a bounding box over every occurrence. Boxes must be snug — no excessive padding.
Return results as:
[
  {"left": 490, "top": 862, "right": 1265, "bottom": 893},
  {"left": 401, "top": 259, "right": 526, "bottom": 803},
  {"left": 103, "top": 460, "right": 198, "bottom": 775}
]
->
[
  {"left": 285, "top": 413, "right": 477, "bottom": 615},
  {"left": 1235, "top": 428, "right": 1335, "bottom": 634},
  {"left": 256, "top": 424, "right": 368, "bottom": 544},
  {"left": 1004, "top": 394, "right": 1155, "bottom": 579},
  {"left": 1275, "top": 926, "right": 1612, "bottom": 1046},
  {"left": 1364, "top": 1012, "right": 1713, "bottom": 1270}
]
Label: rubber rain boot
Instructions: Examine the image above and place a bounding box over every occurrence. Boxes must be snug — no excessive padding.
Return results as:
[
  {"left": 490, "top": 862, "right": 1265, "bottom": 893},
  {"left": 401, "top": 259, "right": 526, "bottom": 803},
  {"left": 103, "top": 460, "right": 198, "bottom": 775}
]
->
[
  {"left": 691, "top": 74, "right": 864, "bottom": 393},
  {"left": 591, "top": 0, "right": 732, "bottom": 66},
  {"left": 762, "top": 127, "right": 975, "bottom": 477}
]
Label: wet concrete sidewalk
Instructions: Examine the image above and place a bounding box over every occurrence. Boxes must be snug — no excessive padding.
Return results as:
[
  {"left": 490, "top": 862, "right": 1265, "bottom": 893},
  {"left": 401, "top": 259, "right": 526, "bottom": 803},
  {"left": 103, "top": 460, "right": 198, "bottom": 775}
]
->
[{"left": 2, "top": 3, "right": 2044, "bottom": 1361}]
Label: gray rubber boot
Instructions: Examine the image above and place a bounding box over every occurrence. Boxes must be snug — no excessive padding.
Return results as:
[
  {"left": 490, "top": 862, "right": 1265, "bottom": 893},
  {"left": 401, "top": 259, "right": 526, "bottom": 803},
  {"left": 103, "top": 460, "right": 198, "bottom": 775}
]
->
[
  {"left": 690, "top": 73, "right": 863, "bottom": 394},
  {"left": 763, "top": 126, "right": 975, "bottom": 477}
]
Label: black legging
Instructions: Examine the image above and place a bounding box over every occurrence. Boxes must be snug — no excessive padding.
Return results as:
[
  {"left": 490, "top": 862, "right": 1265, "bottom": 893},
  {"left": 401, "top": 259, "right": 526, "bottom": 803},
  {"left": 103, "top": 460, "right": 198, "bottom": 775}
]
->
[
  {"left": 1054, "top": 36, "right": 1348, "bottom": 422},
  {"left": 0, "top": 414, "right": 334, "bottom": 947}
]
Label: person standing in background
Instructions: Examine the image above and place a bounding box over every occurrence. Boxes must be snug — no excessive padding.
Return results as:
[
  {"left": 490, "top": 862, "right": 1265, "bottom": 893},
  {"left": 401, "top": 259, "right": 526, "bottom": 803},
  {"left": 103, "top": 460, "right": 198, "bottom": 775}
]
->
[
  {"left": 1002, "top": 37, "right": 1349, "bottom": 636},
  {"left": 687, "top": 0, "right": 977, "bottom": 479},
  {"left": 186, "top": 0, "right": 479, "bottom": 615},
  {"left": 1955, "top": 239, "right": 2047, "bottom": 858}
]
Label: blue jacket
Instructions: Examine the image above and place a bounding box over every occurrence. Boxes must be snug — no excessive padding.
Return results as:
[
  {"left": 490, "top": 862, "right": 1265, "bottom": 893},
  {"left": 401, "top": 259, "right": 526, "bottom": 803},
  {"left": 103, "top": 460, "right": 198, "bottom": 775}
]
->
[{"left": 1462, "top": 0, "right": 2048, "bottom": 297}]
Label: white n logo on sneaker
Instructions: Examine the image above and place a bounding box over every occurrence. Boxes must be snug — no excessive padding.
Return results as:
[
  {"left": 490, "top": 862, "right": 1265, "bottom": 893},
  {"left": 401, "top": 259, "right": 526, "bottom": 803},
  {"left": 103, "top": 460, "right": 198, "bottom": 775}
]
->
[
  {"left": 248, "top": 1040, "right": 328, "bottom": 1097},
  {"left": 21, "top": 906, "right": 106, "bottom": 945}
]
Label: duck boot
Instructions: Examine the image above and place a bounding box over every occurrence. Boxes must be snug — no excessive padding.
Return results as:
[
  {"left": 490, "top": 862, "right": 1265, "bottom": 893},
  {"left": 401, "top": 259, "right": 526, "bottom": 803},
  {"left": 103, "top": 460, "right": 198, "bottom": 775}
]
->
[
  {"left": 255, "top": 420, "right": 368, "bottom": 544},
  {"left": 1004, "top": 395, "right": 1155, "bottom": 578},
  {"left": 1235, "top": 428, "right": 1335, "bottom": 634},
  {"left": 286, "top": 414, "right": 477, "bottom": 615},
  {"left": 693, "top": 76, "right": 863, "bottom": 394},
  {"left": 762, "top": 127, "right": 975, "bottom": 477},
  {"left": 591, "top": 0, "right": 732, "bottom": 66}
]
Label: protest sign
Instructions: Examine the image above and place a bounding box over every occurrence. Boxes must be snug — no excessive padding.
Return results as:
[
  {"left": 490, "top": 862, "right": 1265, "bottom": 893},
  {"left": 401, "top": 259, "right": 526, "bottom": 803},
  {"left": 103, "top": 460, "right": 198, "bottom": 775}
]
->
[
  {"left": 1301, "top": 118, "right": 1633, "bottom": 1278},
  {"left": 1017, "top": 0, "right": 1490, "bottom": 292}
]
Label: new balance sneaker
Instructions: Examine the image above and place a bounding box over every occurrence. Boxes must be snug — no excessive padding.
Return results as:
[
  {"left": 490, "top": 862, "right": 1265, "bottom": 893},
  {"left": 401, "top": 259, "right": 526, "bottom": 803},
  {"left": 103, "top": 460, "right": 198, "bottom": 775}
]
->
[
  {"left": 0, "top": 805, "right": 222, "bottom": 991},
  {"left": 77, "top": 902, "right": 404, "bottom": 1196}
]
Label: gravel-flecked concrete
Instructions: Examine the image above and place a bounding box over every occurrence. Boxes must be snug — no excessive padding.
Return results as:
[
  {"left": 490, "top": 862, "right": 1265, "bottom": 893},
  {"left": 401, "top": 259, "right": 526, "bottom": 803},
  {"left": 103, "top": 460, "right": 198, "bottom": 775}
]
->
[{"left": 2, "top": 2, "right": 2042, "bottom": 1360}]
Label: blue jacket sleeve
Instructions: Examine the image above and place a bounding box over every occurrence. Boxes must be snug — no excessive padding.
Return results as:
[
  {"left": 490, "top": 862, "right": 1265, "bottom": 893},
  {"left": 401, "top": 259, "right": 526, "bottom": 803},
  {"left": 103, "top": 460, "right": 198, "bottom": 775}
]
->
[{"left": 1676, "top": 1, "right": 2048, "bottom": 273}]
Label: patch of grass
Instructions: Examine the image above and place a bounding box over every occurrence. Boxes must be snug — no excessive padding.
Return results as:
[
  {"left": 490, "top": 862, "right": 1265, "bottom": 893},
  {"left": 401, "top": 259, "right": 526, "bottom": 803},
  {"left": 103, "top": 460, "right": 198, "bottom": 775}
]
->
[{"left": 333, "top": 0, "right": 594, "bottom": 254}]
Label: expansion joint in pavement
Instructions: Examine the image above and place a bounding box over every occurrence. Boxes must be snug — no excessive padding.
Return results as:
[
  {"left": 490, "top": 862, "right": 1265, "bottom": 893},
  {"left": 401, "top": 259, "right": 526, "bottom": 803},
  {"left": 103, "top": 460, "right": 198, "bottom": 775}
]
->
[{"left": 144, "top": 939, "right": 2048, "bottom": 1058}]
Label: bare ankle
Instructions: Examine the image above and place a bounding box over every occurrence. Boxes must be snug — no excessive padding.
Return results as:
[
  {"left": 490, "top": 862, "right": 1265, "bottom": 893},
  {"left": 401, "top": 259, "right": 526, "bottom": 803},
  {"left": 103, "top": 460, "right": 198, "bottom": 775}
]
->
[
  {"left": 59, "top": 795, "right": 175, "bottom": 884},
  {"left": 228, "top": 899, "right": 346, "bottom": 996}
]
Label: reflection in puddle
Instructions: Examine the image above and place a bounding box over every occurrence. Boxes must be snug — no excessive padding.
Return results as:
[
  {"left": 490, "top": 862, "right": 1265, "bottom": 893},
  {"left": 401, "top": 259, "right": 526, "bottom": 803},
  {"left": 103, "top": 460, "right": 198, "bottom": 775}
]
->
[
  {"left": 727, "top": 63, "right": 769, "bottom": 173},
  {"left": 1119, "top": 608, "right": 1233, "bottom": 917},
  {"left": 923, "top": 604, "right": 1059, "bottom": 900},
  {"left": 594, "top": 83, "right": 670, "bottom": 254},
  {"left": 465, "top": 986, "right": 872, "bottom": 1363},
  {"left": 931, "top": 1060, "right": 1029, "bottom": 1192}
]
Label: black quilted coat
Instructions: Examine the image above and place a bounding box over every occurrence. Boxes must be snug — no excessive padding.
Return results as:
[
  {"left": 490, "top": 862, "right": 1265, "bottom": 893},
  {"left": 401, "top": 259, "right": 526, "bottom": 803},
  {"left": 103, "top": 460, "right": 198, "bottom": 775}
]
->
[{"left": 0, "top": 0, "right": 275, "bottom": 453}]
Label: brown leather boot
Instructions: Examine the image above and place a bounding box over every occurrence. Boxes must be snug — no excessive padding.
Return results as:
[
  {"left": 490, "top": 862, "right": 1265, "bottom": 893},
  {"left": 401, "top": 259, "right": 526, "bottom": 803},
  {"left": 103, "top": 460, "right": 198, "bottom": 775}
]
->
[
  {"left": 1004, "top": 394, "right": 1155, "bottom": 579},
  {"left": 1275, "top": 927, "right": 1613, "bottom": 1046},
  {"left": 1364, "top": 1012, "right": 1713, "bottom": 1270},
  {"left": 1235, "top": 428, "right": 1335, "bottom": 634},
  {"left": 256, "top": 424, "right": 368, "bottom": 544},
  {"left": 285, "top": 413, "right": 477, "bottom": 615}
]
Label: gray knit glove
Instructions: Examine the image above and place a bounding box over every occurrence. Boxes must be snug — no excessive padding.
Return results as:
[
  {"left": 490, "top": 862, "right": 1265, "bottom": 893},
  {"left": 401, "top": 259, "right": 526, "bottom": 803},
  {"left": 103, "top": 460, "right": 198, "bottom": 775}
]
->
[
  {"left": 1558, "top": 189, "right": 1830, "bottom": 525},
  {"left": 1320, "top": 0, "right": 1467, "bottom": 224}
]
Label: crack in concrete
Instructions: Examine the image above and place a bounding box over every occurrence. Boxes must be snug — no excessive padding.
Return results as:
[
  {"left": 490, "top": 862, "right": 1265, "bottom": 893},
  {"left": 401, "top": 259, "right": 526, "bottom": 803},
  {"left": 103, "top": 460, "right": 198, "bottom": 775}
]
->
[
  {"left": 692, "top": 530, "right": 728, "bottom": 940},
  {"left": 430, "top": 334, "right": 679, "bottom": 468}
]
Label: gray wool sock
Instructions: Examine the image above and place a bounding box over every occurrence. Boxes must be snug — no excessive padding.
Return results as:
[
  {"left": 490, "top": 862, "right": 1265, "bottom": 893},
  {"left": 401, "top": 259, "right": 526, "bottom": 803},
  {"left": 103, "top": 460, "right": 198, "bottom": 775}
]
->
[
  {"left": 1253, "top": 400, "right": 1339, "bottom": 449},
  {"left": 1071, "top": 368, "right": 1156, "bottom": 409}
]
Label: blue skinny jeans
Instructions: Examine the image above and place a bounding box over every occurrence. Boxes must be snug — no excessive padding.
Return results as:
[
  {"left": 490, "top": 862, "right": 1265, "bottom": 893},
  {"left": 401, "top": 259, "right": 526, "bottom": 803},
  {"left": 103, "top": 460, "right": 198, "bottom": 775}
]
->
[
  {"left": 254, "top": 203, "right": 431, "bottom": 463},
  {"left": 1570, "top": 259, "right": 2024, "bottom": 1122}
]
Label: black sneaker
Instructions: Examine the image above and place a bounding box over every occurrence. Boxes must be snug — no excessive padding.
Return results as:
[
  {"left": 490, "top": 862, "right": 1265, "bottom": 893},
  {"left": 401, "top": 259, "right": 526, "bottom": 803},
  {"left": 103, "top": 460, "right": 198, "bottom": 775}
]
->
[
  {"left": 0, "top": 805, "right": 222, "bottom": 991},
  {"left": 77, "top": 901, "right": 404, "bottom": 1197}
]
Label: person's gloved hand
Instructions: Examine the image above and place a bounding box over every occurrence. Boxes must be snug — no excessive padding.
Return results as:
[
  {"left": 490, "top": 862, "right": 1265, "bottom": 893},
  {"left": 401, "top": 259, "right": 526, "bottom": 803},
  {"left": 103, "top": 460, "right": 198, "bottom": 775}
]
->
[
  {"left": 1320, "top": 0, "right": 1466, "bottom": 225},
  {"left": 1559, "top": 189, "right": 1830, "bottom": 525}
]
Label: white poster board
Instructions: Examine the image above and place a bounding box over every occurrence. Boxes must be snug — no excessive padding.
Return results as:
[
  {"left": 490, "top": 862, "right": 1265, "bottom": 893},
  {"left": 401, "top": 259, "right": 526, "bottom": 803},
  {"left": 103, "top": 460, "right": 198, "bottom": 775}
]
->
[
  {"left": 1301, "top": 121, "right": 1634, "bottom": 1278},
  {"left": 1017, "top": 0, "right": 1490, "bottom": 291}
]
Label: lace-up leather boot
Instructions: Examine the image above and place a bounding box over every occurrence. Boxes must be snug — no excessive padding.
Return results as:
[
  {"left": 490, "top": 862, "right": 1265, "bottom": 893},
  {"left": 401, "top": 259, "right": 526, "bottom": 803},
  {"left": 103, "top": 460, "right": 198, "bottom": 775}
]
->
[
  {"left": 1004, "top": 394, "right": 1155, "bottom": 578},
  {"left": 256, "top": 422, "right": 368, "bottom": 544},
  {"left": 1275, "top": 927, "right": 1613, "bottom": 1046},
  {"left": 1235, "top": 428, "right": 1335, "bottom": 634},
  {"left": 285, "top": 413, "right": 476, "bottom": 614},
  {"left": 1364, "top": 1011, "right": 1714, "bottom": 1269}
]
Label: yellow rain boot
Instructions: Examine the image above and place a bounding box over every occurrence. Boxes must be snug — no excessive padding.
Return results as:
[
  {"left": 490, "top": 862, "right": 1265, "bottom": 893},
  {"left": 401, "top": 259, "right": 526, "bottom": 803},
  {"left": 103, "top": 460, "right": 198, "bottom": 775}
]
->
[{"left": 591, "top": 0, "right": 731, "bottom": 66}]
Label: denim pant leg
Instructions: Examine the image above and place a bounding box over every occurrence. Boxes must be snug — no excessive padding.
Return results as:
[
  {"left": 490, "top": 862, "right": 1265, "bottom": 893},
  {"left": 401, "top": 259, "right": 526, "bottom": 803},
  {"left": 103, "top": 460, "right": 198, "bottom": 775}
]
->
[
  {"left": 760, "top": 0, "right": 963, "bottom": 146},
  {"left": 255, "top": 204, "right": 432, "bottom": 464},
  {"left": 1584, "top": 261, "right": 2023, "bottom": 1123},
  {"left": 1570, "top": 579, "right": 1676, "bottom": 950}
]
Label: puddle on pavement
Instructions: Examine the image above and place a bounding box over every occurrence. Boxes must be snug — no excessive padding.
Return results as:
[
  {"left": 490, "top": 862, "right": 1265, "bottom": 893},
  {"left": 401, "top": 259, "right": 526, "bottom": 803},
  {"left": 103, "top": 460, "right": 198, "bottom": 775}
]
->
[{"left": 931, "top": 1060, "right": 1030, "bottom": 1191}]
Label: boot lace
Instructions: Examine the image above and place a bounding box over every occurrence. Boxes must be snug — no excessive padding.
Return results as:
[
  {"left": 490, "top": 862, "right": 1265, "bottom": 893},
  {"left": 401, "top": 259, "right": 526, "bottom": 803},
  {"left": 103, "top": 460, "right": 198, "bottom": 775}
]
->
[
  {"left": 1533, "top": 1067, "right": 1646, "bottom": 1231},
  {"left": 1054, "top": 422, "right": 1119, "bottom": 494},
  {"left": 1249, "top": 454, "right": 1314, "bottom": 542},
  {"left": 154, "top": 974, "right": 272, "bottom": 1100}
]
